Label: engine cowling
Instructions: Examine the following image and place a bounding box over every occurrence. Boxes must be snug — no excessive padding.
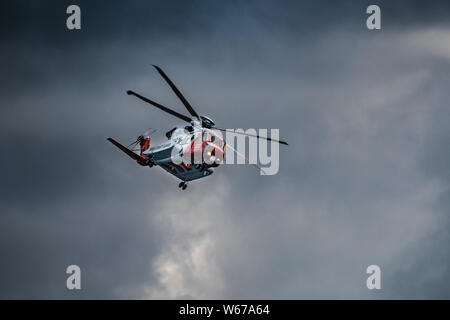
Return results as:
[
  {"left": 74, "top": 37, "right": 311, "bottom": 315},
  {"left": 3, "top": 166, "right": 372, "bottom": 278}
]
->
[{"left": 200, "top": 115, "right": 215, "bottom": 128}]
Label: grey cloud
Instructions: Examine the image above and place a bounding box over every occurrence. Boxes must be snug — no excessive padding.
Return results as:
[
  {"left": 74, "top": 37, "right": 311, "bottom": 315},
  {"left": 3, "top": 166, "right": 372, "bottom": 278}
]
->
[{"left": 1, "top": 0, "right": 450, "bottom": 299}]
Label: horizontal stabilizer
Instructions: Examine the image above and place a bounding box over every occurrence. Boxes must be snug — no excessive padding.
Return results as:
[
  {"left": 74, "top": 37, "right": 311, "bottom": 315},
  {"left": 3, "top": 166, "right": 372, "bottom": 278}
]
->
[{"left": 107, "top": 138, "right": 142, "bottom": 161}]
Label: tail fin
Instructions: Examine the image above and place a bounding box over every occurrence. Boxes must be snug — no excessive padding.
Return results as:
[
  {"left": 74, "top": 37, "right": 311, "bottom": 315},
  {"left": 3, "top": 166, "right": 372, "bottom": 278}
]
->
[{"left": 107, "top": 138, "right": 149, "bottom": 165}]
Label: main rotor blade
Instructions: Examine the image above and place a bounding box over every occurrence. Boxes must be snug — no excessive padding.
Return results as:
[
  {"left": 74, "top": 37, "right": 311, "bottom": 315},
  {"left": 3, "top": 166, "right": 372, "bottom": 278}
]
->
[
  {"left": 127, "top": 90, "right": 192, "bottom": 123},
  {"left": 152, "top": 65, "right": 200, "bottom": 119},
  {"left": 215, "top": 128, "right": 289, "bottom": 146},
  {"left": 224, "top": 143, "right": 267, "bottom": 175}
]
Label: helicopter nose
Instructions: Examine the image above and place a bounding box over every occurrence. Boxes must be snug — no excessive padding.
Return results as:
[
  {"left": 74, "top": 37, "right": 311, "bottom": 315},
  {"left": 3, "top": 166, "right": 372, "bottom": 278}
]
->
[
  {"left": 204, "top": 144, "right": 223, "bottom": 165},
  {"left": 214, "top": 150, "right": 224, "bottom": 164},
  {"left": 210, "top": 148, "right": 224, "bottom": 164}
]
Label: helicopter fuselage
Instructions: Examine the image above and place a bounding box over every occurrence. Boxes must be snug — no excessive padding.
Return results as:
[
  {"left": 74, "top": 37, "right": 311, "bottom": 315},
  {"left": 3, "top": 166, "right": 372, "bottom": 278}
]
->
[
  {"left": 142, "top": 127, "right": 225, "bottom": 182},
  {"left": 108, "top": 65, "right": 287, "bottom": 189}
]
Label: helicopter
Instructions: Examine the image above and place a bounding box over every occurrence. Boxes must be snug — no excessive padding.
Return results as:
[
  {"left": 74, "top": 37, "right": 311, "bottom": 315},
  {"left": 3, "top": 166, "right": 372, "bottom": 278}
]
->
[{"left": 108, "top": 65, "right": 288, "bottom": 190}]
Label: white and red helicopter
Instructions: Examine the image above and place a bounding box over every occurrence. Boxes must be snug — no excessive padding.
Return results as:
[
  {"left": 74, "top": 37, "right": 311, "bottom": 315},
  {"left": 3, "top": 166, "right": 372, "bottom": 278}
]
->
[{"left": 108, "top": 65, "right": 288, "bottom": 190}]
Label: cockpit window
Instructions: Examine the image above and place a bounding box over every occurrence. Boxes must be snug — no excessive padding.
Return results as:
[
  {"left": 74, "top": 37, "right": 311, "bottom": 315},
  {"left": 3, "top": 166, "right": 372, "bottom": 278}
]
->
[{"left": 201, "top": 130, "right": 224, "bottom": 149}]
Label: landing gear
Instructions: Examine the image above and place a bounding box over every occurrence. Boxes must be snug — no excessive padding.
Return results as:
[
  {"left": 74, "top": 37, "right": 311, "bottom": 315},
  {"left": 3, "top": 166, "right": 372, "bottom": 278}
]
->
[{"left": 178, "top": 181, "right": 188, "bottom": 190}]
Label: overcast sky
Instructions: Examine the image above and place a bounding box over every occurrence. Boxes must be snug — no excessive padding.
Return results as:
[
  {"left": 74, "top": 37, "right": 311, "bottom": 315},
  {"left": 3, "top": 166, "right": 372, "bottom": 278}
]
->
[{"left": 1, "top": 0, "right": 450, "bottom": 299}]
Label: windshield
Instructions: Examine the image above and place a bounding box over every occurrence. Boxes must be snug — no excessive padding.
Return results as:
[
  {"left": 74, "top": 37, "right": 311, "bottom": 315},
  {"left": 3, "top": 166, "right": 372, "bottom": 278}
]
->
[{"left": 203, "top": 130, "right": 225, "bottom": 150}]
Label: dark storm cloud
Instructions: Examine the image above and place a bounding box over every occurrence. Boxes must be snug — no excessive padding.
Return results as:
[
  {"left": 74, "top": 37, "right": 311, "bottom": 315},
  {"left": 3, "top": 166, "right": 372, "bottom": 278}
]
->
[
  {"left": 2, "top": 0, "right": 450, "bottom": 43},
  {"left": 1, "top": 0, "right": 450, "bottom": 298}
]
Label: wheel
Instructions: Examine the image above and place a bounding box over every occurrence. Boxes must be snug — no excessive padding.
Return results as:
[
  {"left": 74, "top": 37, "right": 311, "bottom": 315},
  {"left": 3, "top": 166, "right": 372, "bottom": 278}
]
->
[
  {"left": 178, "top": 182, "right": 184, "bottom": 188},
  {"left": 182, "top": 184, "right": 187, "bottom": 190}
]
